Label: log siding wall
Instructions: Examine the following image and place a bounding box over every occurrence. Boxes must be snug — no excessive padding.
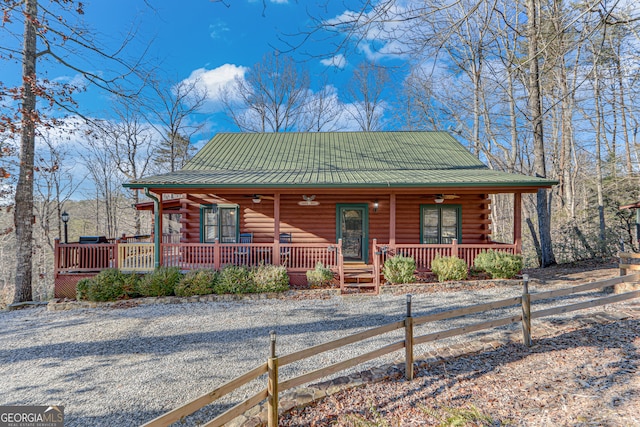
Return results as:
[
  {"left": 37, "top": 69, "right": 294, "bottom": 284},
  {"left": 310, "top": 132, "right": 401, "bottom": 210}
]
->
[{"left": 176, "top": 193, "right": 492, "bottom": 246}]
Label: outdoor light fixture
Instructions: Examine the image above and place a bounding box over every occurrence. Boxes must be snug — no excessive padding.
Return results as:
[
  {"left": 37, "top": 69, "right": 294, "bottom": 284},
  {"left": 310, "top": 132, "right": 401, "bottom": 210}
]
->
[
  {"left": 434, "top": 195, "right": 445, "bottom": 204},
  {"left": 373, "top": 200, "right": 379, "bottom": 212},
  {"left": 252, "top": 195, "right": 261, "bottom": 204},
  {"left": 61, "top": 211, "right": 69, "bottom": 244}
]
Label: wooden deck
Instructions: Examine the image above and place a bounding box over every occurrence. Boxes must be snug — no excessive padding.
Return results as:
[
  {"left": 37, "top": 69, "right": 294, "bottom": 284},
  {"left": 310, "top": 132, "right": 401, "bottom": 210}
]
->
[{"left": 54, "top": 239, "right": 517, "bottom": 298}]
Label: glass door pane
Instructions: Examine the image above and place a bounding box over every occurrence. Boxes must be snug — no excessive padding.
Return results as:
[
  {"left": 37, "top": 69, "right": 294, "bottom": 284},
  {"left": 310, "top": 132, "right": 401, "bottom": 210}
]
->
[{"left": 339, "top": 207, "right": 366, "bottom": 262}]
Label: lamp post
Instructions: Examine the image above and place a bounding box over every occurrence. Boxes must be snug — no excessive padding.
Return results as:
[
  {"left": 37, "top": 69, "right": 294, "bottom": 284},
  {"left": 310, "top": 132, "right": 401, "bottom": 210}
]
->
[{"left": 61, "top": 211, "right": 69, "bottom": 244}]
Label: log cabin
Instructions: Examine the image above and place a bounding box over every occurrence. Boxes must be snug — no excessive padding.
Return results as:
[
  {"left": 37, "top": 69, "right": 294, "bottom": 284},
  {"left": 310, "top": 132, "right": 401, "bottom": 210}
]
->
[{"left": 54, "top": 131, "right": 556, "bottom": 296}]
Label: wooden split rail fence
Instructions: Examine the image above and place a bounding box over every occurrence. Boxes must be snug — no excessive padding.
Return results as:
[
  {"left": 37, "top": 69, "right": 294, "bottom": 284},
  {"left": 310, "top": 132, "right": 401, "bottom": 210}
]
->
[{"left": 141, "top": 273, "right": 640, "bottom": 427}]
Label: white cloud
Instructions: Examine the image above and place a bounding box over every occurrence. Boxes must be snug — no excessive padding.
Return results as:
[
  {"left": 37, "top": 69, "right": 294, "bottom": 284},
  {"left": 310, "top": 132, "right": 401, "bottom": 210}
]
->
[
  {"left": 326, "top": 5, "right": 411, "bottom": 62},
  {"left": 320, "top": 54, "right": 347, "bottom": 69},
  {"left": 209, "top": 20, "right": 230, "bottom": 40},
  {"left": 181, "top": 64, "right": 248, "bottom": 111}
]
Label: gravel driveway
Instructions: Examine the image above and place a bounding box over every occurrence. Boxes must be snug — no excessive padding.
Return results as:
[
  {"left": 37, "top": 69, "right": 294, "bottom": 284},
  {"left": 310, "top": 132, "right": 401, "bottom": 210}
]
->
[{"left": 0, "top": 283, "right": 612, "bottom": 426}]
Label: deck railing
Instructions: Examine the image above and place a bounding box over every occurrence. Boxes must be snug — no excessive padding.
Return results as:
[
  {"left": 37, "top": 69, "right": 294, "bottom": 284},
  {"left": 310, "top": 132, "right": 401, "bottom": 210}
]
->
[
  {"left": 160, "top": 241, "right": 342, "bottom": 272},
  {"left": 54, "top": 241, "right": 116, "bottom": 273},
  {"left": 55, "top": 239, "right": 514, "bottom": 281},
  {"left": 374, "top": 240, "right": 517, "bottom": 271}
]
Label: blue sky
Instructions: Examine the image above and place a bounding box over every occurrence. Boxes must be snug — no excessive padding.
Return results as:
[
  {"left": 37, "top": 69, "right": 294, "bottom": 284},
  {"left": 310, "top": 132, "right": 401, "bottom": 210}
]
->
[
  {"left": 0, "top": 0, "right": 404, "bottom": 132},
  {"left": 1, "top": 0, "right": 412, "bottom": 199}
]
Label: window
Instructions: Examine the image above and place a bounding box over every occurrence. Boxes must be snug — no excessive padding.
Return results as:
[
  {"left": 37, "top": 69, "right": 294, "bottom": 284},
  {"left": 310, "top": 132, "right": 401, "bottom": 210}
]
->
[
  {"left": 200, "top": 204, "right": 239, "bottom": 243},
  {"left": 420, "top": 205, "right": 461, "bottom": 244}
]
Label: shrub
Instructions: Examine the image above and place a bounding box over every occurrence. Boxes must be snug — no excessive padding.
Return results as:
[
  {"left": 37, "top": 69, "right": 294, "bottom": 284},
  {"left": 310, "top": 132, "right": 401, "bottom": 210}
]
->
[
  {"left": 382, "top": 255, "right": 416, "bottom": 284},
  {"left": 252, "top": 264, "right": 289, "bottom": 293},
  {"left": 75, "top": 278, "right": 92, "bottom": 301},
  {"left": 431, "top": 255, "right": 468, "bottom": 282},
  {"left": 121, "top": 272, "right": 141, "bottom": 298},
  {"left": 473, "top": 250, "right": 523, "bottom": 279},
  {"left": 216, "top": 265, "right": 255, "bottom": 294},
  {"left": 306, "top": 262, "right": 334, "bottom": 288},
  {"left": 136, "top": 267, "right": 182, "bottom": 297},
  {"left": 84, "top": 269, "right": 125, "bottom": 301},
  {"left": 175, "top": 269, "right": 218, "bottom": 297}
]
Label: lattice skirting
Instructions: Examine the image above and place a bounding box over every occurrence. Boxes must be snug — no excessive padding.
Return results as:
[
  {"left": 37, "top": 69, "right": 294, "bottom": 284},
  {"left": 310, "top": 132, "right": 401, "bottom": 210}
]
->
[{"left": 54, "top": 273, "right": 98, "bottom": 299}]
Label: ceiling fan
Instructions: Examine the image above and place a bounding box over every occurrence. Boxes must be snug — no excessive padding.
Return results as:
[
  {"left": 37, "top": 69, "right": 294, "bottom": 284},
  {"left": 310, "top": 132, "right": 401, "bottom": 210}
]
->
[
  {"left": 428, "top": 194, "right": 461, "bottom": 203},
  {"left": 438, "top": 194, "right": 460, "bottom": 200},
  {"left": 245, "top": 194, "right": 275, "bottom": 203},
  {"left": 298, "top": 195, "right": 320, "bottom": 206}
]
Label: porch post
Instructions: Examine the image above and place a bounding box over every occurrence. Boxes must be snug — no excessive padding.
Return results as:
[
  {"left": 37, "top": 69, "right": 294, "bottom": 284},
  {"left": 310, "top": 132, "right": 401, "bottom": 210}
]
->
[
  {"left": 274, "top": 193, "right": 281, "bottom": 265},
  {"left": 389, "top": 194, "right": 396, "bottom": 248},
  {"left": 145, "top": 188, "right": 161, "bottom": 268},
  {"left": 158, "top": 194, "right": 164, "bottom": 266},
  {"left": 514, "top": 192, "right": 522, "bottom": 254}
]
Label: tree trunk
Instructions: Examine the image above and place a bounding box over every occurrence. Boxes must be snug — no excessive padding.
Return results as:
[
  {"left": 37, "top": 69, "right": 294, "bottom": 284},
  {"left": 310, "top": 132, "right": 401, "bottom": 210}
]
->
[
  {"left": 527, "top": 0, "right": 556, "bottom": 267},
  {"left": 593, "top": 72, "right": 607, "bottom": 249},
  {"left": 13, "top": 0, "right": 38, "bottom": 303}
]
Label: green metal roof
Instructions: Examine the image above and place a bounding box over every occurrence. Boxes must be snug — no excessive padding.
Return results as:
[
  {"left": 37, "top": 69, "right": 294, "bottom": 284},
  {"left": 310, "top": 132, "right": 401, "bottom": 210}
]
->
[{"left": 125, "top": 132, "right": 557, "bottom": 189}]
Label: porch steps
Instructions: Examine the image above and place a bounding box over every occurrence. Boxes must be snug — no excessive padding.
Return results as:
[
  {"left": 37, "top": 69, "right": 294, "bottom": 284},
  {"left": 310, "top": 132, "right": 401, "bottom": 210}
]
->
[{"left": 342, "top": 264, "right": 378, "bottom": 294}]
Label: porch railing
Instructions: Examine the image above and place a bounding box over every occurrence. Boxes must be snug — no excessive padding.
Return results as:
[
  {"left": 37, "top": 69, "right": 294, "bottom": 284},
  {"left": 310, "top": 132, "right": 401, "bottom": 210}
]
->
[
  {"left": 55, "top": 239, "right": 514, "bottom": 285},
  {"left": 373, "top": 239, "right": 517, "bottom": 273},
  {"left": 54, "top": 241, "right": 116, "bottom": 273},
  {"left": 160, "top": 241, "right": 342, "bottom": 272}
]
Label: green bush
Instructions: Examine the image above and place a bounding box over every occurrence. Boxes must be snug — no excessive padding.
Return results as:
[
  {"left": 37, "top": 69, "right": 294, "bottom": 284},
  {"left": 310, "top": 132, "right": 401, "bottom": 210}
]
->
[
  {"left": 83, "top": 269, "right": 122, "bottom": 301},
  {"left": 382, "top": 255, "right": 416, "bottom": 284},
  {"left": 136, "top": 267, "right": 182, "bottom": 297},
  {"left": 121, "top": 272, "right": 141, "bottom": 298},
  {"left": 175, "top": 269, "right": 218, "bottom": 297},
  {"left": 252, "top": 264, "right": 290, "bottom": 293},
  {"left": 306, "top": 262, "right": 334, "bottom": 288},
  {"left": 75, "top": 278, "right": 92, "bottom": 301},
  {"left": 431, "top": 255, "right": 468, "bottom": 282},
  {"left": 216, "top": 265, "right": 255, "bottom": 294},
  {"left": 473, "top": 250, "right": 523, "bottom": 279}
]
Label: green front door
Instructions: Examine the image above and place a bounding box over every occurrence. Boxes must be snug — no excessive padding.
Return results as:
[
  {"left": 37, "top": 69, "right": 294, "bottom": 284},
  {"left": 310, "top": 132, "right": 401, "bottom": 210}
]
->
[{"left": 337, "top": 204, "right": 369, "bottom": 262}]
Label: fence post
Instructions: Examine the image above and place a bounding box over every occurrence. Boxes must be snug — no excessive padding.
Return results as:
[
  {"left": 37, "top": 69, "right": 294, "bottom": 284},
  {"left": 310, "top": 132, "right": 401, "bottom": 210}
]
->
[
  {"left": 619, "top": 241, "right": 627, "bottom": 276},
  {"left": 267, "top": 330, "right": 279, "bottom": 427},
  {"left": 521, "top": 274, "right": 532, "bottom": 347},
  {"left": 451, "top": 239, "right": 459, "bottom": 258},
  {"left": 405, "top": 294, "right": 414, "bottom": 380}
]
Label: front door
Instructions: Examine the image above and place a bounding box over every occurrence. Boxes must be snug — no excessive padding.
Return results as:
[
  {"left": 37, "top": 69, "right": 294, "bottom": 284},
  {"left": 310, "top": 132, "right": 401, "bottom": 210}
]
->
[{"left": 337, "top": 204, "right": 369, "bottom": 263}]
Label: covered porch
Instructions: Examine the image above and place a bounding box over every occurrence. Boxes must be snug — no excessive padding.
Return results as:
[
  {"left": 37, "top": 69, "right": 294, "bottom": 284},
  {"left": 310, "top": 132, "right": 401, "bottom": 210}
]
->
[{"left": 53, "top": 190, "right": 523, "bottom": 297}]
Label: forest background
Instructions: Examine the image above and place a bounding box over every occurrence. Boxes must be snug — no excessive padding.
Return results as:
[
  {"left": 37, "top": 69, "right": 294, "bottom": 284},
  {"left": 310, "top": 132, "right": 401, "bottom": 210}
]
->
[{"left": 2, "top": 0, "right": 640, "bottom": 303}]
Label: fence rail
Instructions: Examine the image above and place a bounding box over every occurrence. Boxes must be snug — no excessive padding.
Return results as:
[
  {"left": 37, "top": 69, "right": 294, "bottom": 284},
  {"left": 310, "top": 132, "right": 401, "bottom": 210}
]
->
[{"left": 141, "top": 272, "right": 640, "bottom": 427}]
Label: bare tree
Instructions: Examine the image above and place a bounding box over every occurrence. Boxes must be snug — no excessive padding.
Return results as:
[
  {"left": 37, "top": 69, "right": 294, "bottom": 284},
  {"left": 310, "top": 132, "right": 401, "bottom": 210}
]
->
[
  {"left": 1, "top": 0, "right": 148, "bottom": 302},
  {"left": 92, "top": 102, "right": 155, "bottom": 234},
  {"left": 147, "top": 77, "right": 207, "bottom": 172},
  {"left": 345, "top": 61, "right": 389, "bottom": 131},
  {"left": 221, "top": 52, "right": 310, "bottom": 132},
  {"left": 300, "top": 78, "right": 344, "bottom": 132}
]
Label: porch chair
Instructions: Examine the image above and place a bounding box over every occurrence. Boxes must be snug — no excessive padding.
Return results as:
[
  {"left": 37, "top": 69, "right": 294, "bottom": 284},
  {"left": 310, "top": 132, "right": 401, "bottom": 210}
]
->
[
  {"left": 236, "top": 232, "right": 253, "bottom": 265},
  {"left": 279, "top": 232, "right": 292, "bottom": 266}
]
